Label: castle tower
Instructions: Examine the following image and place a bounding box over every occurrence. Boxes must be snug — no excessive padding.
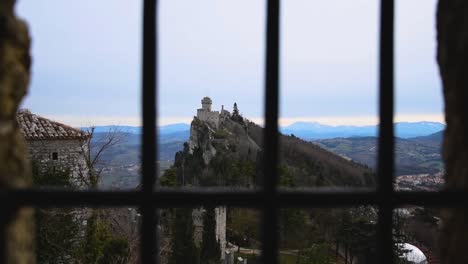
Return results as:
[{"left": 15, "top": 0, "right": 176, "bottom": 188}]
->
[
  {"left": 201, "top": 96, "right": 212, "bottom": 111},
  {"left": 197, "top": 96, "right": 220, "bottom": 128}
]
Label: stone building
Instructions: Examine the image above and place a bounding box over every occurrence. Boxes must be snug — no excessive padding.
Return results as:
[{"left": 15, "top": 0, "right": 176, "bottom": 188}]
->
[
  {"left": 197, "top": 96, "right": 220, "bottom": 128},
  {"left": 192, "top": 207, "right": 227, "bottom": 260},
  {"left": 193, "top": 97, "right": 228, "bottom": 260},
  {"left": 16, "top": 109, "right": 90, "bottom": 188}
]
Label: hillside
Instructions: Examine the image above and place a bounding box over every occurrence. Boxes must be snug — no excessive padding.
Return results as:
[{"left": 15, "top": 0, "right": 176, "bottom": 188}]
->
[
  {"left": 161, "top": 111, "right": 375, "bottom": 188},
  {"left": 248, "top": 122, "right": 374, "bottom": 187},
  {"left": 315, "top": 131, "right": 443, "bottom": 176},
  {"left": 92, "top": 124, "right": 442, "bottom": 188}
]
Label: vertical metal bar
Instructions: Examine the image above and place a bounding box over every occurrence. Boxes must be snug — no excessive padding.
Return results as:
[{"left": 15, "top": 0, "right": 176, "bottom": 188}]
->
[
  {"left": 141, "top": 0, "right": 158, "bottom": 263},
  {"left": 262, "top": 0, "right": 280, "bottom": 263},
  {"left": 377, "top": 0, "right": 395, "bottom": 263},
  {"left": 0, "top": 202, "right": 6, "bottom": 264}
]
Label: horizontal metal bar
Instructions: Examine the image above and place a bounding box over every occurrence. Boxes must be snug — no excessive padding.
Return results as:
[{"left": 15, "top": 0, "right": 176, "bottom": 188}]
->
[{"left": 2, "top": 189, "right": 468, "bottom": 208}]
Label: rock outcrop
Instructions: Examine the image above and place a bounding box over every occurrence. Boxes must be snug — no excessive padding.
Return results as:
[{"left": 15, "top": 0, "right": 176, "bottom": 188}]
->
[{"left": 0, "top": 1, "right": 35, "bottom": 263}]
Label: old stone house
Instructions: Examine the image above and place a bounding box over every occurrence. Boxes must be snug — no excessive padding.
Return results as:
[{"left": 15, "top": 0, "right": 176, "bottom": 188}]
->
[{"left": 16, "top": 109, "right": 90, "bottom": 188}]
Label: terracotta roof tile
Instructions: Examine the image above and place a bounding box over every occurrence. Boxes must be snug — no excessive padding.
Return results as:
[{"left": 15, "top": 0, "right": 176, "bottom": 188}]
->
[{"left": 17, "top": 110, "right": 90, "bottom": 140}]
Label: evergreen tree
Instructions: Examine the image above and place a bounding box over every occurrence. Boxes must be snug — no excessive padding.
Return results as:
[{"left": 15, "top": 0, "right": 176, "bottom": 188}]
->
[
  {"left": 33, "top": 162, "right": 129, "bottom": 264},
  {"left": 200, "top": 207, "right": 221, "bottom": 264},
  {"left": 79, "top": 211, "right": 129, "bottom": 264},
  {"left": 231, "top": 102, "right": 243, "bottom": 123},
  {"left": 33, "top": 163, "right": 81, "bottom": 263},
  {"left": 233, "top": 103, "right": 239, "bottom": 116},
  {"left": 169, "top": 208, "right": 199, "bottom": 264}
]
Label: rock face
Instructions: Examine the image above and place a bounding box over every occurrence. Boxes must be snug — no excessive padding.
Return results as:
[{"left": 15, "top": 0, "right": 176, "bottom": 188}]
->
[
  {"left": 192, "top": 207, "right": 227, "bottom": 260},
  {"left": 437, "top": 1, "right": 468, "bottom": 263},
  {"left": 0, "top": 1, "right": 35, "bottom": 263},
  {"left": 189, "top": 116, "right": 260, "bottom": 166}
]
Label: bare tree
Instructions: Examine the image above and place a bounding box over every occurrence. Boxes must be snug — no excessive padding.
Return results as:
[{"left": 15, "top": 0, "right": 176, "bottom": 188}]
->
[{"left": 76, "top": 126, "right": 127, "bottom": 188}]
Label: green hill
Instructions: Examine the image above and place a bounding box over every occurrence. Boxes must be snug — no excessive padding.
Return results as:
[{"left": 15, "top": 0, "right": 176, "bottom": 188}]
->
[{"left": 315, "top": 131, "right": 443, "bottom": 176}]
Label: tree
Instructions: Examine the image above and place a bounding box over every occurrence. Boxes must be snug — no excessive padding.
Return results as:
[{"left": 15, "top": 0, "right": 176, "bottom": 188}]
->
[
  {"left": 233, "top": 103, "right": 239, "bottom": 116},
  {"left": 335, "top": 207, "right": 378, "bottom": 264},
  {"left": 297, "top": 243, "right": 332, "bottom": 264},
  {"left": 169, "top": 208, "right": 199, "bottom": 264},
  {"left": 33, "top": 163, "right": 81, "bottom": 263},
  {"left": 160, "top": 167, "right": 178, "bottom": 187},
  {"left": 393, "top": 211, "right": 413, "bottom": 264},
  {"left": 231, "top": 102, "right": 243, "bottom": 123},
  {"left": 200, "top": 207, "right": 221, "bottom": 264},
  {"left": 78, "top": 211, "right": 130, "bottom": 264},
  {"left": 279, "top": 165, "right": 296, "bottom": 187},
  {"left": 78, "top": 126, "right": 126, "bottom": 188},
  {"left": 32, "top": 126, "right": 133, "bottom": 263}
]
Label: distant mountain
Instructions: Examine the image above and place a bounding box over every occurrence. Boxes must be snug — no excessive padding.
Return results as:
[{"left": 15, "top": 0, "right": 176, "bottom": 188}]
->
[
  {"left": 88, "top": 121, "right": 444, "bottom": 186},
  {"left": 315, "top": 130, "right": 444, "bottom": 176},
  {"left": 85, "top": 121, "right": 444, "bottom": 139},
  {"left": 281, "top": 121, "right": 445, "bottom": 139},
  {"left": 82, "top": 123, "right": 190, "bottom": 135},
  {"left": 87, "top": 125, "right": 142, "bottom": 134},
  {"left": 395, "top": 122, "right": 445, "bottom": 138},
  {"left": 159, "top": 123, "right": 190, "bottom": 135},
  {"left": 408, "top": 130, "right": 444, "bottom": 148}
]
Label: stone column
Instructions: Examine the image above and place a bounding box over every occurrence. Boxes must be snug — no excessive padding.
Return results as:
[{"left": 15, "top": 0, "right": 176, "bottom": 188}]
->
[
  {"left": 0, "top": 0, "right": 35, "bottom": 263},
  {"left": 437, "top": 1, "right": 468, "bottom": 263}
]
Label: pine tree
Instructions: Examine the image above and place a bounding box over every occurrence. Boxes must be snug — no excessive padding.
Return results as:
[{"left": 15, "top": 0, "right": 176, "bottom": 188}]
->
[
  {"left": 231, "top": 102, "right": 243, "bottom": 123},
  {"left": 233, "top": 103, "right": 239, "bottom": 116},
  {"left": 169, "top": 208, "right": 199, "bottom": 264},
  {"left": 200, "top": 207, "right": 221, "bottom": 264}
]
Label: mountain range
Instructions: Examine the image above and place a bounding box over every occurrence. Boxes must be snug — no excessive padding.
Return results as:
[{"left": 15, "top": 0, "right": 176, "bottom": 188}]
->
[
  {"left": 281, "top": 121, "right": 444, "bottom": 139},
  {"left": 86, "top": 121, "right": 445, "bottom": 139},
  {"left": 88, "top": 121, "right": 444, "bottom": 187}
]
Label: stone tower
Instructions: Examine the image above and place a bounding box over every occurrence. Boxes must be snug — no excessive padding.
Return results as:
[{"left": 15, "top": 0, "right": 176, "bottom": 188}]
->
[
  {"left": 201, "top": 96, "right": 212, "bottom": 111},
  {"left": 197, "top": 96, "right": 220, "bottom": 128}
]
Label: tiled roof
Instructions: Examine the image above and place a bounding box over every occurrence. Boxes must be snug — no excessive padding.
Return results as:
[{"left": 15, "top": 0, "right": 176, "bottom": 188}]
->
[{"left": 17, "top": 109, "right": 90, "bottom": 140}]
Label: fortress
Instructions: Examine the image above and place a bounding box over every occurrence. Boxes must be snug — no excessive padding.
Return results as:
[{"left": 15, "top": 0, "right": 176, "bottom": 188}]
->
[
  {"left": 197, "top": 96, "right": 231, "bottom": 128},
  {"left": 193, "top": 97, "right": 230, "bottom": 260}
]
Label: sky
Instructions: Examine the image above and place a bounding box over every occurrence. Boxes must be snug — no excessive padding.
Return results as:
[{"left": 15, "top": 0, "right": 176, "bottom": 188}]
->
[{"left": 16, "top": 0, "right": 443, "bottom": 127}]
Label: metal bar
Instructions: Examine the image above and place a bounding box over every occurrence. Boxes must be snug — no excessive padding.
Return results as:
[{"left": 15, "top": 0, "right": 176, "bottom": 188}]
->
[
  {"left": 141, "top": 0, "right": 158, "bottom": 262},
  {"left": 0, "top": 201, "right": 7, "bottom": 264},
  {"left": 263, "top": 0, "right": 281, "bottom": 263},
  {"left": 4, "top": 189, "right": 468, "bottom": 207},
  {"left": 377, "top": 0, "right": 395, "bottom": 263}
]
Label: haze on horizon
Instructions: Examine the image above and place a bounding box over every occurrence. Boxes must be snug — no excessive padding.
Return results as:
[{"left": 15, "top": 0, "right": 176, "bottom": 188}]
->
[{"left": 17, "top": 0, "right": 444, "bottom": 127}]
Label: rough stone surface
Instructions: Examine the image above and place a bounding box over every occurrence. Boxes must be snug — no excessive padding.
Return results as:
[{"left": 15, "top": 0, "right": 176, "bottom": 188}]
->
[
  {"left": 26, "top": 139, "right": 89, "bottom": 188},
  {"left": 192, "top": 207, "right": 227, "bottom": 259},
  {"left": 0, "top": 0, "right": 35, "bottom": 263},
  {"left": 437, "top": 1, "right": 468, "bottom": 263},
  {"left": 196, "top": 97, "right": 220, "bottom": 129}
]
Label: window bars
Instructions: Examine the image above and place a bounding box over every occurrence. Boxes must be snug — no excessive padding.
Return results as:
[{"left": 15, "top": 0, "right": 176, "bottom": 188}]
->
[{"left": 1, "top": 0, "right": 468, "bottom": 263}]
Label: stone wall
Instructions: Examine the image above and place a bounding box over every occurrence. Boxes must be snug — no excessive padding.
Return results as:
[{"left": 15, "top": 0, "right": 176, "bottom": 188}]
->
[
  {"left": 0, "top": 0, "right": 35, "bottom": 263},
  {"left": 215, "top": 206, "right": 227, "bottom": 259},
  {"left": 437, "top": 1, "right": 468, "bottom": 263},
  {"left": 197, "top": 109, "right": 220, "bottom": 128},
  {"left": 192, "top": 207, "right": 227, "bottom": 259},
  {"left": 27, "top": 139, "right": 89, "bottom": 188}
]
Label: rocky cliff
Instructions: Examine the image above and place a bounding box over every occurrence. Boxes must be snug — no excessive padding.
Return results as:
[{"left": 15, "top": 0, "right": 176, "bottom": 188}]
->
[{"left": 162, "top": 107, "right": 374, "bottom": 189}]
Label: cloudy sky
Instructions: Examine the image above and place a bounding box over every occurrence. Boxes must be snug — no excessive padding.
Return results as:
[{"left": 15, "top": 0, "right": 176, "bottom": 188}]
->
[{"left": 17, "top": 0, "right": 443, "bottom": 126}]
